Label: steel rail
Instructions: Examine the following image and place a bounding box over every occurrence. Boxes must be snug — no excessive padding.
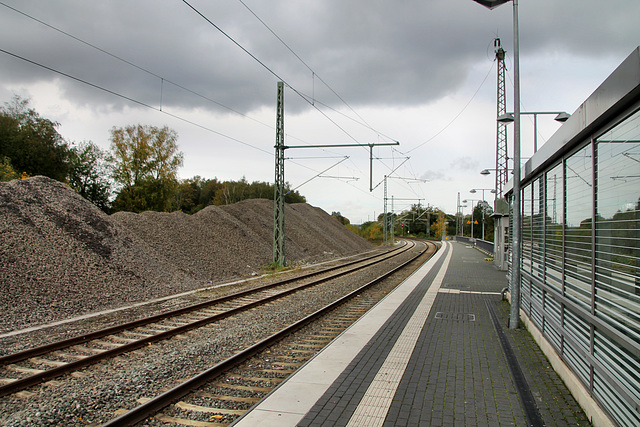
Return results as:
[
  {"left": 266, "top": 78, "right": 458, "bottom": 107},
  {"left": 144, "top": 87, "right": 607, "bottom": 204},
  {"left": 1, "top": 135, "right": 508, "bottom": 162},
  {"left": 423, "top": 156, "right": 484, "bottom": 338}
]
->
[
  {"left": 0, "top": 241, "right": 415, "bottom": 397},
  {"left": 102, "top": 241, "right": 436, "bottom": 426},
  {"left": 0, "top": 241, "right": 407, "bottom": 366}
]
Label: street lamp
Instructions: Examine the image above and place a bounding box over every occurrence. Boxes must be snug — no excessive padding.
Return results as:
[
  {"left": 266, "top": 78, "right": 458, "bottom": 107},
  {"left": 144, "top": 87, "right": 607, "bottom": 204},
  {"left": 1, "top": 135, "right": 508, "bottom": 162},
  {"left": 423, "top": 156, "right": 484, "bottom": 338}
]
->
[
  {"left": 481, "top": 167, "right": 513, "bottom": 176},
  {"left": 462, "top": 198, "right": 478, "bottom": 240},
  {"left": 498, "top": 111, "right": 570, "bottom": 152},
  {"left": 473, "top": 0, "right": 521, "bottom": 329},
  {"left": 459, "top": 204, "right": 467, "bottom": 236},
  {"left": 470, "top": 188, "right": 496, "bottom": 240}
]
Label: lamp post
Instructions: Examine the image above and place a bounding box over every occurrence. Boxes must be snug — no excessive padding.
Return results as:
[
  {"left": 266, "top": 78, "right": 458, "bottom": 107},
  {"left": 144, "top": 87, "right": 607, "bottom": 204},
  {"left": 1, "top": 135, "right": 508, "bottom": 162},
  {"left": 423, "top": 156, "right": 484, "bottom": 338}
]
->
[
  {"left": 473, "top": 0, "right": 521, "bottom": 329},
  {"left": 462, "top": 198, "right": 479, "bottom": 240},
  {"left": 459, "top": 203, "right": 467, "bottom": 236},
  {"left": 498, "top": 111, "right": 570, "bottom": 152},
  {"left": 470, "top": 188, "right": 496, "bottom": 240}
]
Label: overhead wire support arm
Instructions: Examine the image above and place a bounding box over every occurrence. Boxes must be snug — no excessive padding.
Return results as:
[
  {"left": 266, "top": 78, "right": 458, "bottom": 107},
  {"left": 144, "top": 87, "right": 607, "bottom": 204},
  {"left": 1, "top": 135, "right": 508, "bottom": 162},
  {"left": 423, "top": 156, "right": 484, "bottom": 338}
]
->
[
  {"left": 287, "top": 157, "right": 350, "bottom": 194},
  {"left": 284, "top": 141, "right": 399, "bottom": 192},
  {"left": 272, "top": 81, "right": 398, "bottom": 265},
  {"left": 370, "top": 157, "right": 412, "bottom": 192}
]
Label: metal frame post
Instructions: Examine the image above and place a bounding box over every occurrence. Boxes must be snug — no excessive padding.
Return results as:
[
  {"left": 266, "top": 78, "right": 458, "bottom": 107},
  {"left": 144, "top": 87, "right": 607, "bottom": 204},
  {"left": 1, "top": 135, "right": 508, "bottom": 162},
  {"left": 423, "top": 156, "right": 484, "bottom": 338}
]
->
[{"left": 510, "top": 0, "right": 522, "bottom": 329}]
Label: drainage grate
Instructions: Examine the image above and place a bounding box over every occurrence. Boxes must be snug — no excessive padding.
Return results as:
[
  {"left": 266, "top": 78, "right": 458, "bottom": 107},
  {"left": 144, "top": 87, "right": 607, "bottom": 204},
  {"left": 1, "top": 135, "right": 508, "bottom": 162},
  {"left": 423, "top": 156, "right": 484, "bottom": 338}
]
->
[{"left": 434, "top": 312, "right": 476, "bottom": 322}]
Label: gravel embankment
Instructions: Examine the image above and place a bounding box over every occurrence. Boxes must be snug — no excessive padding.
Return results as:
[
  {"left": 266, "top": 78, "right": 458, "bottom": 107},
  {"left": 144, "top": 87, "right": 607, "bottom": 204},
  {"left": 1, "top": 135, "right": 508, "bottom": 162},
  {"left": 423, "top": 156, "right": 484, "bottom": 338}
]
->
[
  {"left": 0, "top": 176, "right": 372, "bottom": 333},
  {"left": 0, "top": 244, "right": 423, "bottom": 427}
]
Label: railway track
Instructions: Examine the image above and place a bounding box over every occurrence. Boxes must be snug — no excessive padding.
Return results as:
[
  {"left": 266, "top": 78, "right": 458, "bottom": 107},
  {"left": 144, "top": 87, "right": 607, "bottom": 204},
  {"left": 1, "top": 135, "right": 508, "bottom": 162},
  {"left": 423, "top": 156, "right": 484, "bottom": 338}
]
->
[
  {"left": 0, "top": 240, "right": 416, "bottom": 399},
  {"left": 103, "top": 240, "right": 438, "bottom": 426}
]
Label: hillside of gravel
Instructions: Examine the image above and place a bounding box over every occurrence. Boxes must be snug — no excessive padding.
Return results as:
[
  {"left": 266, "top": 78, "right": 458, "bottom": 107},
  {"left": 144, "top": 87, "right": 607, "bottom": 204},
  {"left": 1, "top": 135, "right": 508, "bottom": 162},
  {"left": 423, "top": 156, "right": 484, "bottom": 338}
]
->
[{"left": 0, "top": 176, "right": 373, "bottom": 332}]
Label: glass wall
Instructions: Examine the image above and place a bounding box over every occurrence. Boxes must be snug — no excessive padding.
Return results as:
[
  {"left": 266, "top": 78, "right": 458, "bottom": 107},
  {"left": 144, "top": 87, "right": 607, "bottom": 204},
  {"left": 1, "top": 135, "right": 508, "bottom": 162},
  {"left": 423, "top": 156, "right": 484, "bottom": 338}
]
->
[
  {"left": 545, "top": 163, "right": 563, "bottom": 294},
  {"left": 518, "top": 108, "right": 640, "bottom": 426},
  {"left": 594, "top": 110, "right": 640, "bottom": 342},
  {"left": 564, "top": 144, "right": 593, "bottom": 309}
]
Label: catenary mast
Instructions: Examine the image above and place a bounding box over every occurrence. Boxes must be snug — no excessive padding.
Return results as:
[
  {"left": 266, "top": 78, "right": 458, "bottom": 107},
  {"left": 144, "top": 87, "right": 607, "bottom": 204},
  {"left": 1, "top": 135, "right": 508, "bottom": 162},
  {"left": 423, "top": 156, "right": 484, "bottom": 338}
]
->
[{"left": 495, "top": 38, "right": 508, "bottom": 197}]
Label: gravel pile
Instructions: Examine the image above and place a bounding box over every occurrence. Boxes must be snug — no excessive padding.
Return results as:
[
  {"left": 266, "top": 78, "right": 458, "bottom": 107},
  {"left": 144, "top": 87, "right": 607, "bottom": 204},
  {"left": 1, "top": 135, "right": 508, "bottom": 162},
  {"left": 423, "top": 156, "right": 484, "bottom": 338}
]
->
[{"left": 0, "top": 176, "right": 372, "bottom": 332}]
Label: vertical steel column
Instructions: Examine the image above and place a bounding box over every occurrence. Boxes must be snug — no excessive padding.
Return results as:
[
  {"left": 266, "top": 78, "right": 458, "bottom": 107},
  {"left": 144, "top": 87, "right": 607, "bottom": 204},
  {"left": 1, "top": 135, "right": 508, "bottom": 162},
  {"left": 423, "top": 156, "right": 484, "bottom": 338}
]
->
[
  {"left": 509, "top": 0, "right": 522, "bottom": 329},
  {"left": 391, "top": 195, "right": 395, "bottom": 243},
  {"left": 383, "top": 175, "right": 388, "bottom": 245},
  {"left": 369, "top": 144, "right": 374, "bottom": 192},
  {"left": 273, "top": 81, "right": 286, "bottom": 266}
]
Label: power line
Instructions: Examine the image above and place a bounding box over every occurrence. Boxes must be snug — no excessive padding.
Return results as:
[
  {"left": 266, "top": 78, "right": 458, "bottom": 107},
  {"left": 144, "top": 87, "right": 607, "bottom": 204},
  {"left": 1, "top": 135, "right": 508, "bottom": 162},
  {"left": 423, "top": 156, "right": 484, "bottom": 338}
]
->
[
  {"left": 1, "top": 1, "right": 402, "bottom": 193},
  {"left": 406, "top": 60, "right": 495, "bottom": 154},
  {"left": 2, "top": 1, "right": 397, "bottom": 168},
  {"left": 0, "top": 47, "right": 361, "bottom": 186},
  {"left": 235, "top": 0, "right": 387, "bottom": 140},
  {"left": 0, "top": 47, "right": 273, "bottom": 156},
  {"left": 181, "top": 0, "right": 368, "bottom": 148},
  {"left": 0, "top": 1, "right": 332, "bottom": 151},
  {"left": 0, "top": 1, "right": 275, "bottom": 129}
]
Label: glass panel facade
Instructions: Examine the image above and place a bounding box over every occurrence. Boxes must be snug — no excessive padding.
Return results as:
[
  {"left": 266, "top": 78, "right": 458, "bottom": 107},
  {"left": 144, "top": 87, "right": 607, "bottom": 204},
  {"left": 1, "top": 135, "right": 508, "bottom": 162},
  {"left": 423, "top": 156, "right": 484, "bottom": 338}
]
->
[
  {"left": 543, "top": 292, "right": 562, "bottom": 350},
  {"left": 515, "top": 107, "right": 640, "bottom": 425},
  {"left": 564, "top": 144, "right": 593, "bottom": 309},
  {"left": 532, "top": 178, "right": 545, "bottom": 285},
  {"left": 594, "top": 109, "right": 640, "bottom": 342},
  {"left": 522, "top": 183, "right": 533, "bottom": 314},
  {"left": 545, "top": 164, "right": 564, "bottom": 293}
]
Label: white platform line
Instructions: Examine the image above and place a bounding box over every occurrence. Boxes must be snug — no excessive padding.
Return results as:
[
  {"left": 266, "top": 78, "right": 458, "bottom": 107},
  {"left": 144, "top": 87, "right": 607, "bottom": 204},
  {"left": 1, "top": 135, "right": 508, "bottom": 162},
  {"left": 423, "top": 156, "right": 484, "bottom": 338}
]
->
[
  {"left": 232, "top": 242, "right": 451, "bottom": 427},
  {"left": 345, "top": 242, "right": 453, "bottom": 427},
  {"left": 438, "top": 289, "right": 502, "bottom": 295}
]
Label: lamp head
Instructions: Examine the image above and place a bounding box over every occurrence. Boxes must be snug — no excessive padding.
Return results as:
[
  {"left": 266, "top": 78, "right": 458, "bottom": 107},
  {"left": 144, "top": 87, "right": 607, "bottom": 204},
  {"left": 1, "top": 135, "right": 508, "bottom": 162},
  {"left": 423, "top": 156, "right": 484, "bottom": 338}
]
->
[
  {"left": 480, "top": 169, "right": 491, "bottom": 175},
  {"left": 497, "top": 113, "right": 515, "bottom": 123},
  {"left": 470, "top": 189, "right": 477, "bottom": 194},
  {"left": 473, "top": 0, "right": 512, "bottom": 9},
  {"left": 554, "top": 112, "right": 571, "bottom": 122}
]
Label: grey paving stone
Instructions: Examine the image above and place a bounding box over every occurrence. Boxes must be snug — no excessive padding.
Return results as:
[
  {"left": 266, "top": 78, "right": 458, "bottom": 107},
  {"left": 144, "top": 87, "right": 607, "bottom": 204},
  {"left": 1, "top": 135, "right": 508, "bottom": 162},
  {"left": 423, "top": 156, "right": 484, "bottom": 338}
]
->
[{"left": 296, "top": 242, "right": 590, "bottom": 427}]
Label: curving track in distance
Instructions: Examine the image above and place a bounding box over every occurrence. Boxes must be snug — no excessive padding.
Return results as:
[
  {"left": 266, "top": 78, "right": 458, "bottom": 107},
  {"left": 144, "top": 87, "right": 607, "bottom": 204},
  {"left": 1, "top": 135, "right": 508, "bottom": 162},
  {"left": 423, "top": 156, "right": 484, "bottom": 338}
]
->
[
  {"left": 0, "top": 240, "right": 418, "bottom": 399},
  {"left": 103, "top": 240, "right": 438, "bottom": 426}
]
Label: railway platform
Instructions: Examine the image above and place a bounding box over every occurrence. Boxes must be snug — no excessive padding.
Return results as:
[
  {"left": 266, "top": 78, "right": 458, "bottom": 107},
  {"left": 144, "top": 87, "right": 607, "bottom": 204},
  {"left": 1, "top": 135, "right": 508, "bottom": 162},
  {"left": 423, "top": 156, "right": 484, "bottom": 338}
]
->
[{"left": 232, "top": 241, "right": 590, "bottom": 427}]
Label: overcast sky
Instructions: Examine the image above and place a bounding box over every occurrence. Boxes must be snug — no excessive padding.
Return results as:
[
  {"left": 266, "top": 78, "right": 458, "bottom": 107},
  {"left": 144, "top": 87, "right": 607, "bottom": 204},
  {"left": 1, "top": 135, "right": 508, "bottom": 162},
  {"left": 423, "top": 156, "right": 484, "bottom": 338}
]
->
[{"left": 1, "top": 0, "right": 638, "bottom": 223}]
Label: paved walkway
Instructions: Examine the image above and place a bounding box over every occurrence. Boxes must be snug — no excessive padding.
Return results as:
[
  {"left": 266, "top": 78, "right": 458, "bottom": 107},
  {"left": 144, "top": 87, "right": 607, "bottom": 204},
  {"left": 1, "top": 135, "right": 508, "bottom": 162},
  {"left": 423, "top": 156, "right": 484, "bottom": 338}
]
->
[{"left": 233, "top": 241, "right": 590, "bottom": 426}]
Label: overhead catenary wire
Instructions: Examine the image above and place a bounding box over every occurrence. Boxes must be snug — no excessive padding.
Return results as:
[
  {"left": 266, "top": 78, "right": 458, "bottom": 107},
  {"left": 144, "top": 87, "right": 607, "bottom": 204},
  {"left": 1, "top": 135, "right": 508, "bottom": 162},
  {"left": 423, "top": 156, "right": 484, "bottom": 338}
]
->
[
  {"left": 0, "top": 2, "right": 273, "bottom": 130},
  {"left": 235, "top": 0, "right": 393, "bottom": 142},
  {"left": 1, "top": 2, "right": 369, "bottom": 181},
  {"left": 181, "top": 0, "right": 370, "bottom": 149},
  {"left": 405, "top": 60, "right": 495, "bottom": 154},
  {"left": 0, "top": 1, "right": 327, "bottom": 149},
  {"left": 0, "top": 47, "right": 274, "bottom": 156},
  {"left": 2, "top": 1, "right": 428, "bottom": 209},
  {"left": 0, "top": 48, "right": 365, "bottom": 190},
  {"left": 2, "top": 1, "right": 403, "bottom": 184}
]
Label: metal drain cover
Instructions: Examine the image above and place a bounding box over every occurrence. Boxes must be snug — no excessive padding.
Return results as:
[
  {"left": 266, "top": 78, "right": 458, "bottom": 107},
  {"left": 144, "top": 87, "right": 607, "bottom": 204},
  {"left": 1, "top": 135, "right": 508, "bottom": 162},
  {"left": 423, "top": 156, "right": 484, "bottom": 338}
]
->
[{"left": 434, "top": 312, "right": 476, "bottom": 322}]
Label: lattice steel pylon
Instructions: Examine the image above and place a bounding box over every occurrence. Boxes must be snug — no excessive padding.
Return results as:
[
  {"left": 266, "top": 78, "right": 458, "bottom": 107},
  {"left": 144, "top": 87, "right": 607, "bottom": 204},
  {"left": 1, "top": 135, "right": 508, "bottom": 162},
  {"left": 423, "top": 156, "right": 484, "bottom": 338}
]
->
[
  {"left": 273, "top": 81, "right": 286, "bottom": 266},
  {"left": 495, "top": 38, "right": 509, "bottom": 198}
]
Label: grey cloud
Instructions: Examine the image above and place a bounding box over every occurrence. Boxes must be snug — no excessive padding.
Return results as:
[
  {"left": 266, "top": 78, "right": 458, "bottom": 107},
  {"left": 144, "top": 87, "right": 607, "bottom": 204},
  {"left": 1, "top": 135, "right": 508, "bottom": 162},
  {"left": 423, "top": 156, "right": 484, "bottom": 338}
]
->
[
  {"left": 450, "top": 156, "right": 479, "bottom": 172},
  {"left": 0, "top": 0, "right": 638, "bottom": 115}
]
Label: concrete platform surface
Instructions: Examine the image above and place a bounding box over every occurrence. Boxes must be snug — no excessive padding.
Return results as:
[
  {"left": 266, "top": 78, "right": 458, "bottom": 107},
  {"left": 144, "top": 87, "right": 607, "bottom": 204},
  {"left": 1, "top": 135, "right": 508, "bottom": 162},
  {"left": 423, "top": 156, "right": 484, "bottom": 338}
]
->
[{"left": 232, "top": 241, "right": 590, "bottom": 427}]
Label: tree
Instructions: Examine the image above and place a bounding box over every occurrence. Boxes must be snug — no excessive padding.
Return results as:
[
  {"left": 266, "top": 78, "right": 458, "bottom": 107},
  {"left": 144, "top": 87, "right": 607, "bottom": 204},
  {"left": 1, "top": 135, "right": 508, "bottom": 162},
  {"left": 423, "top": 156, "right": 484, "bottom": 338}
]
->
[
  {"left": 331, "top": 211, "right": 350, "bottom": 225},
  {"left": 0, "top": 156, "right": 19, "bottom": 182},
  {"left": 67, "top": 141, "right": 113, "bottom": 212},
  {"left": 0, "top": 96, "right": 70, "bottom": 181},
  {"left": 172, "top": 176, "right": 306, "bottom": 214},
  {"left": 110, "top": 124, "right": 183, "bottom": 212}
]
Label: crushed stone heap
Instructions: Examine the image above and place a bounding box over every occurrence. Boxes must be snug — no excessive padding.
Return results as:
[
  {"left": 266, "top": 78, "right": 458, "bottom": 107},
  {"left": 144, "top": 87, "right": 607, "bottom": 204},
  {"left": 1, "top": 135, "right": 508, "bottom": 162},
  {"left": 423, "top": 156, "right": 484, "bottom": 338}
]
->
[{"left": 0, "top": 176, "right": 372, "bottom": 332}]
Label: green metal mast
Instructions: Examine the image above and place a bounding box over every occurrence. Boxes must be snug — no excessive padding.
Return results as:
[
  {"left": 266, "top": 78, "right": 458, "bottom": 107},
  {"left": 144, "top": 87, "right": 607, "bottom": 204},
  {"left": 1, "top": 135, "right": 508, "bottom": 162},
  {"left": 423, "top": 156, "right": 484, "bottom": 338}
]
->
[{"left": 273, "top": 81, "right": 286, "bottom": 266}]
